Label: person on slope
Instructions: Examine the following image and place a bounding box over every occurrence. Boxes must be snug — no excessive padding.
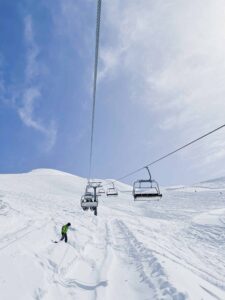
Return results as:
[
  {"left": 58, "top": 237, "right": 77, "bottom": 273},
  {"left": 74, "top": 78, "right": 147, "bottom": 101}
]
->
[{"left": 60, "top": 223, "right": 71, "bottom": 243}]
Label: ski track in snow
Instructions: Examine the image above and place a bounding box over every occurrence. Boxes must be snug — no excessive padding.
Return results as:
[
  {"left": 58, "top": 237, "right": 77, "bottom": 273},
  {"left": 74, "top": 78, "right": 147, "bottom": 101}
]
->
[
  {"left": 0, "top": 170, "right": 225, "bottom": 299},
  {"left": 109, "top": 218, "right": 187, "bottom": 299}
]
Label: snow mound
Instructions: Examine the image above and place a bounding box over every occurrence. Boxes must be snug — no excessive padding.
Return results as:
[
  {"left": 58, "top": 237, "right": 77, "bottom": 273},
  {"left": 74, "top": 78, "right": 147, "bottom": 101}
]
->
[{"left": 29, "top": 168, "right": 76, "bottom": 176}]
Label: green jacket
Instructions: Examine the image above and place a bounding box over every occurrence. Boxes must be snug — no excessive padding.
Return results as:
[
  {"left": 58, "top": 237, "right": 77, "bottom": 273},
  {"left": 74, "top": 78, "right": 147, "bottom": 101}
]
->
[{"left": 61, "top": 224, "right": 69, "bottom": 234}]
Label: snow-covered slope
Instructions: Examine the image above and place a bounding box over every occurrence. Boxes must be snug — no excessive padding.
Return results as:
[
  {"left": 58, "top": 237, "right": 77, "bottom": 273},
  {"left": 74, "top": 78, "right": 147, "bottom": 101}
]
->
[
  {"left": 195, "top": 176, "right": 225, "bottom": 189},
  {"left": 0, "top": 169, "right": 225, "bottom": 300}
]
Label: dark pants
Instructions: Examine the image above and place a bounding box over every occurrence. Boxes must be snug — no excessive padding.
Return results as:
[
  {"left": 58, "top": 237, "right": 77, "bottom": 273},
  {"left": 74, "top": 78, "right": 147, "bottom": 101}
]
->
[{"left": 60, "top": 233, "right": 68, "bottom": 243}]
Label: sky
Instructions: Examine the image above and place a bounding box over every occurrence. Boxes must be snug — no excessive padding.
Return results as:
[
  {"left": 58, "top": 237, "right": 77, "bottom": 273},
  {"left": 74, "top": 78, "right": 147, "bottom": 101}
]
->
[{"left": 0, "top": 0, "right": 225, "bottom": 186}]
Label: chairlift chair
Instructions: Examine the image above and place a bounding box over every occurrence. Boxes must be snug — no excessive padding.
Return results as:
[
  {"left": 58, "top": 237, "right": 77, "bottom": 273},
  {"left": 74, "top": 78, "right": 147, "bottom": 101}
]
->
[
  {"left": 133, "top": 167, "right": 162, "bottom": 201},
  {"left": 98, "top": 188, "right": 105, "bottom": 194},
  {"left": 106, "top": 182, "right": 118, "bottom": 196},
  {"left": 97, "top": 188, "right": 105, "bottom": 197}
]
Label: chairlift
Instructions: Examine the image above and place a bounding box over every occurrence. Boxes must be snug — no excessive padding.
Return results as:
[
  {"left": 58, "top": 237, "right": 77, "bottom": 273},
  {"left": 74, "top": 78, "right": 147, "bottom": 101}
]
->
[
  {"left": 80, "top": 181, "right": 102, "bottom": 215},
  {"left": 97, "top": 188, "right": 105, "bottom": 196},
  {"left": 106, "top": 182, "right": 118, "bottom": 196},
  {"left": 133, "top": 167, "right": 162, "bottom": 201}
]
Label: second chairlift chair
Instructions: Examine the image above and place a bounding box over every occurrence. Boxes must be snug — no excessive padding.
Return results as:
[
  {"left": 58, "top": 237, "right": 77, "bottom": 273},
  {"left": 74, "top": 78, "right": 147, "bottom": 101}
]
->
[{"left": 133, "top": 167, "right": 162, "bottom": 201}]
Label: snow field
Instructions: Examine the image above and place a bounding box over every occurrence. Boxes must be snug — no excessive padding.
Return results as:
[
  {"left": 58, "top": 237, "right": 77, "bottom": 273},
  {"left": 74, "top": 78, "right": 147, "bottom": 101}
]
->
[{"left": 0, "top": 169, "right": 225, "bottom": 299}]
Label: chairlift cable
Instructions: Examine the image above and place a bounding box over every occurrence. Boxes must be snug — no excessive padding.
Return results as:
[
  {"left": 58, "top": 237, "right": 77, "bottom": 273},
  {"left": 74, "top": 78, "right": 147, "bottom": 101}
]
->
[
  {"left": 107, "top": 123, "right": 225, "bottom": 185},
  {"left": 88, "top": 0, "right": 102, "bottom": 182}
]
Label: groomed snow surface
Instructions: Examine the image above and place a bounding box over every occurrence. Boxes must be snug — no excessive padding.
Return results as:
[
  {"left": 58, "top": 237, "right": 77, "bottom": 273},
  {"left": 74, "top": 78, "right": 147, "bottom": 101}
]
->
[{"left": 0, "top": 169, "right": 225, "bottom": 300}]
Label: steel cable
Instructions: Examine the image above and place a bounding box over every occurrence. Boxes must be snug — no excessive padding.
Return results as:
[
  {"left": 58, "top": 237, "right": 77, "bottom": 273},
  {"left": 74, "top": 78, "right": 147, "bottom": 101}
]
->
[
  {"left": 88, "top": 0, "right": 102, "bottom": 181},
  {"left": 105, "top": 123, "right": 225, "bottom": 185}
]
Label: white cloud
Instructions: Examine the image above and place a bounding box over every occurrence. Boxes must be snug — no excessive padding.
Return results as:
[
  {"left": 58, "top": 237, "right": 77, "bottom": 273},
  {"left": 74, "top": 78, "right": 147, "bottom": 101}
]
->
[
  {"left": 24, "top": 15, "right": 40, "bottom": 81},
  {"left": 19, "top": 87, "right": 42, "bottom": 130},
  {"left": 101, "top": 0, "right": 225, "bottom": 114},
  {"left": 16, "top": 15, "right": 57, "bottom": 151},
  {"left": 100, "top": 0, "right": 225, "bottom": 171}
]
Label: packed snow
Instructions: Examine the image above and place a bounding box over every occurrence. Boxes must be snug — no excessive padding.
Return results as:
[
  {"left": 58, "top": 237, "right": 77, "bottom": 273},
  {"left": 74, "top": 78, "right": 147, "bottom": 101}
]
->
[{"left": 0, "top": 169, "right": 225, "bottom": 300}]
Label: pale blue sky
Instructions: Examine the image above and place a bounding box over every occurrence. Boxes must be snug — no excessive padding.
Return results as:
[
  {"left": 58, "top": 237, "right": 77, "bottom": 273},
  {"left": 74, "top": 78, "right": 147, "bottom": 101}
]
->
[{"left": 1, "top": 0, "right": 225, "bottom": 186}]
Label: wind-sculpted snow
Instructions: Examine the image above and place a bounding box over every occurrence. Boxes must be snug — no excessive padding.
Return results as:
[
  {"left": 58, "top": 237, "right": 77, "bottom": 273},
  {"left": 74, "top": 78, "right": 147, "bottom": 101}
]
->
[{"left": 0, "top": 169, "right": 225, "bottom": 299}]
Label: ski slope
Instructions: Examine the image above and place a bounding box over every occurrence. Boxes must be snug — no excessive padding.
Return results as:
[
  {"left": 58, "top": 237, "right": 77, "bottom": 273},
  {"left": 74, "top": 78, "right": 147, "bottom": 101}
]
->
[{"left": 0, "top": 169, "right": 225, "bottom": 300}]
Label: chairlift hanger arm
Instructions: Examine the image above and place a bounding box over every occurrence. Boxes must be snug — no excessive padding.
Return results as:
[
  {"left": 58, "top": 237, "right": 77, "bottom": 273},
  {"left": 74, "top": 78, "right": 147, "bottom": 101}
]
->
[{"left": 145, "top": 166, "right": 152, "bottom": 181}]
